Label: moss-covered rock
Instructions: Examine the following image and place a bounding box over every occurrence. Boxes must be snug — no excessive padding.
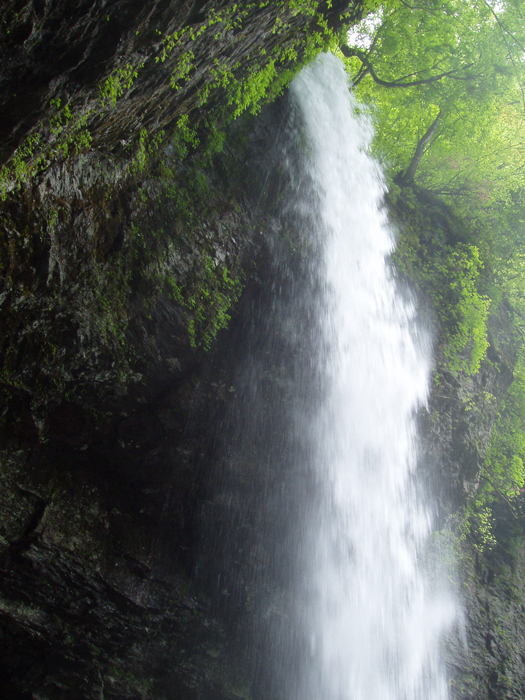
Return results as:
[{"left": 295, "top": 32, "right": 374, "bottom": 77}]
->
[{"left": 0, "top": 2, "right": 364, "bottom": 697}]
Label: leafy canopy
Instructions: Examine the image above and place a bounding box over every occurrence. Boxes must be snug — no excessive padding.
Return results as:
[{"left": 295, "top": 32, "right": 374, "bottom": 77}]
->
[{"left": 342, "top": 0, "right": 525, "bottom": 204}]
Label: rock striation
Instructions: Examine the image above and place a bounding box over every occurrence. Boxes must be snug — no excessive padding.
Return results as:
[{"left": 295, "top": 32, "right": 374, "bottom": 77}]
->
[{"left": 0, "top": 2, "right": 360, "bottom": 697}]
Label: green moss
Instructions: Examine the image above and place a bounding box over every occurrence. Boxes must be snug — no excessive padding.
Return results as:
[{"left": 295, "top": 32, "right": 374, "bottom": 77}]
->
[
  {"left": 0, "top": 0, "right": 357, "bottom": 412},
  {"left": 186, "top": 258, "right": 242, "bottom": 350},
  {"left": 99, "top": 62, "right": 143, "bottom": 107},
  {"left": 0, "top": 98, "right": 94, "bottom": 200},
  {"left": 0, "top": 0, "right": 345, "bottom": 203}
]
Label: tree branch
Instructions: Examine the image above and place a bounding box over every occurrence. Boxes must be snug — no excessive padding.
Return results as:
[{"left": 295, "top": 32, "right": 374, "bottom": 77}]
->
[
  {"left": 484, "top": 0, "right": 525, "bottom": 116},
  {"left": 397, "top": 0, "right": 442, "bottom": 14},
  {"left": 396, "top": 111, "right": 441, "bottom": 185},
  {"left": 340, "top": 45, "right": 475, "bottom": 88},
  {"left": 484, "top": 0, "right": 525, "bottom": 54},
  {"left": 481, "top": 473, "right": 524, "bottom": 521}
]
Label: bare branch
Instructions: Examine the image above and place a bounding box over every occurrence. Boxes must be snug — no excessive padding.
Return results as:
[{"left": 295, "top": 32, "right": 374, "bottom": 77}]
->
[
  {"left": 340, "top": 46, "right": 475, "bottom": 88},
  {"left": 484, "top": 1, "right": 525, "bottom": 54},
  {"left": 484, "top": 1, "right": 525, "bottom": 116}
]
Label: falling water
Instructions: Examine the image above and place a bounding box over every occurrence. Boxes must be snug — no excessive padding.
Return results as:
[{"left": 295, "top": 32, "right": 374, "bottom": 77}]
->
[
  {"left": 283, "top": 54, "right": 458, "bottom": 700},
  {"left": 197, "top": 52, "right": 459, "bottom": 700}
]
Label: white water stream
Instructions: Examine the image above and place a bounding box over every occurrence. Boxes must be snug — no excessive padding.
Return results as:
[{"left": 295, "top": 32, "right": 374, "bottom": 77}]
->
[{"left": 286, "top": 54, "right": 458, "bottom": 700}]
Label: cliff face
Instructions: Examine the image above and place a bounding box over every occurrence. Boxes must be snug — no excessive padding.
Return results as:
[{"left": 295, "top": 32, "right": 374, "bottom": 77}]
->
[
  {"left": 420, "top": 352, "right": 512, "bottom": 516},
  {"left": 418, "top": 346, "right": 525, "bottom": 700},
  {"left": 0, "top": 2, "right": 361, "bottom": 698},
  {"left": 390, "top": 188, "right": 525, "bottom": 700},
  {"left": 0, "top": 0, "right": 355, "bottom": 411}
]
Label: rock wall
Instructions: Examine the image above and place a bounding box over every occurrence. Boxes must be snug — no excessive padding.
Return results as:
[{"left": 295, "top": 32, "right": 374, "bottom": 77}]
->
[
  {"left": 390, "top": 187, "right": 525, "bottom": 700},
  {"left": 0, "top": 2, "right": 361, "bottom": 698},
  {"left": 0, "top": 121, "right": 256, "bottom": 700},
  {"left": 418, "top": 339, "right": 525, "bottom": 700}
]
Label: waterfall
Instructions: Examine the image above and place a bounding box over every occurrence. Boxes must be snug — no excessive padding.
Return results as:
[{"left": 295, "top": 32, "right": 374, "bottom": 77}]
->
[
  {"left": 197, "top": 52, "right": 459, "bottom": 700},
  {"left": 283, "top": 54, "right": 458, "bottom": 700}
]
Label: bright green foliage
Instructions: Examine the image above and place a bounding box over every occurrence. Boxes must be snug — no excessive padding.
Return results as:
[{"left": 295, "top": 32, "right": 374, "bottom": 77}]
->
[
  {"left": 412, "top": 243, "right": 490, "bottom": 376},
  {"left": 230, "top": 60, "right": 279, "bottom": 117},
  {"left": 172, "top": 115, "right": 200, "bottom": 157},
  {"left": 129, "top": 116, "right": 199, "bottom": 176},
  {"left": 461, "top": 501, "right": 498, "bottom": 553},
  {"left": 130, "top": 129, "right": 168, "bottom": 175},
  {"left": 0, "top": 100, "right": 93, "bottom": 199},
  {"left": 392, "top": 192, "right": 490, "bottom": 376},
  {"left": 0, "top": 133, "right": 43, "bottom": 200},
  {"left": 423, "top": 243, "right": 489, "bottom": 375},
  {"left": 493, "top": 221, "right": 525, "bottom": 344},
  {"left": 356, "top": 0, "right": 525, "bottom": 543},
  {"left": 186, "top": 257, "right": 242, "bottom": 350},
  {"left": 100, "top": 63, "right": 142, "bottom": 106},
  {"left": 160, "top": 1, "right": 338, "bottom": 119},
  {"left": 170, "top": 52, "right": 195, "bottom": 91},
  {"left": 483, "top": 365, "right": 525, "bottom": 499},
  {"left": 440, "top": 247, "right": 490, "bottom": 375},
  {"left": 344, "top": 0, "right": 525, "bottom": 205},
  {"left": 0, "top": 0, "right": 342, "bottom": 201},
  {"left": 288, "top": 0, "right": 319, "bottom": 16}
]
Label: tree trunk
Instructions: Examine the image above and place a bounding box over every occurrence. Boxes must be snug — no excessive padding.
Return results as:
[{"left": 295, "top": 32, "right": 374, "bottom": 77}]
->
[{"left": 397, "top": 112, "right": 441, "bottom": 185}]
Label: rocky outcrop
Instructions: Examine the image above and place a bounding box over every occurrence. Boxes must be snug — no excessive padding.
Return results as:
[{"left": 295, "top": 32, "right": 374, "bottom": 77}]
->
[
  {"left": 0, "top": 0, "right": 356, "bottom": 169},
  {"left": 0, "top": 0, "right": 358, "bottom": 412},
  {"left": 0, "top": 2, "right": 362, "bottom": 698},
  {"left": 419, "top": 344, "right": 513, "bottom": 517},
  {"left": 416, "top": 331, "right": 525, "bottom": 700},
  {"left": 0, "top": 197, "right": 259, "bottom": 698},
  {"left": 388, "top": 183, "right": 525, "bottom": 700},
  {"left": 446, "top": 528, "right": 525, "bottom": 700}
]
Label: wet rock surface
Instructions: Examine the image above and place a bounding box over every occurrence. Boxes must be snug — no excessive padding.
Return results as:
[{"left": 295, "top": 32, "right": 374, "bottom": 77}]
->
[
  {"left": 416, "top": 298, "right": 525, "bottom": 700},
  {"left": 420, "top": 346, "right": 513, "bottom": 517},
  {"left": 0, "top": 0, "right": 364, "bottom": 696}
]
